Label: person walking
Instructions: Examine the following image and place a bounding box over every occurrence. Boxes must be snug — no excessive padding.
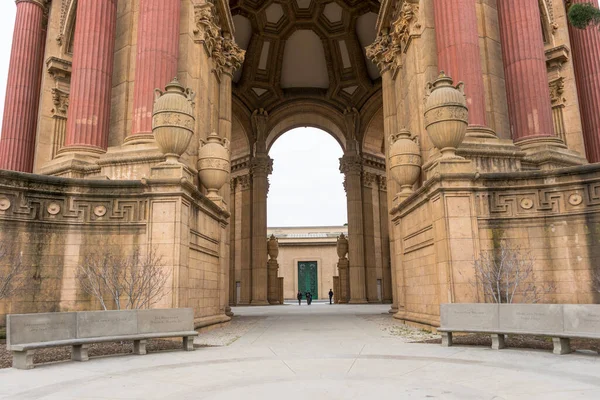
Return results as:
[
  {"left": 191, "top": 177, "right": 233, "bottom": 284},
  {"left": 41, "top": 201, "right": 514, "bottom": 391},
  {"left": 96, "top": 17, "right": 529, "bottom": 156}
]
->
[
  {"left": 306, "top": 292, "right": 312, "bottom": 305},
  {"left": 328, "top": 289, "right": 334, "bottom": 304},
  {"left": 297, "top": 291, "right": 302, "bottom": 306}
]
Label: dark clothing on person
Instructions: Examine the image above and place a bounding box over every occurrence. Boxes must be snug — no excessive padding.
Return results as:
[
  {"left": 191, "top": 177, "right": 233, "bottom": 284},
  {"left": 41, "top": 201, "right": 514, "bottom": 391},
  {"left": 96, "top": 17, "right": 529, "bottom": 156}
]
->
[
  {"left": 306, "top": 292, "right": 312, "bottom": 305},
  {"left": 328, "top": 289, "right": 334, "bottom": 304},
  {"left": 297, "top": 291, "right": 302, "bottom": 305}
]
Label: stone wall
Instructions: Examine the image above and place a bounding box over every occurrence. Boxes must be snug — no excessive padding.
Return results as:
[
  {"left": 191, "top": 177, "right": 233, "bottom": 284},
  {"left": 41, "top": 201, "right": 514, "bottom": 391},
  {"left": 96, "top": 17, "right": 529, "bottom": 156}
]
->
[
  {"left": 392, "top": 165, "right": 600, "bottom": 328},
  {"left": 0, "top": 171, "right": 230, "bottom": 328}
]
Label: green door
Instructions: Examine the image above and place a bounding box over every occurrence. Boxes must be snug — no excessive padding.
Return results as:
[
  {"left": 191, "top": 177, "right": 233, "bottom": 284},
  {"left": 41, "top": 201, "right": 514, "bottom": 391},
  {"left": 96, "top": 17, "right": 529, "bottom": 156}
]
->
[{"left": 298, "top": 261, "right": 318, "bottom": 299}]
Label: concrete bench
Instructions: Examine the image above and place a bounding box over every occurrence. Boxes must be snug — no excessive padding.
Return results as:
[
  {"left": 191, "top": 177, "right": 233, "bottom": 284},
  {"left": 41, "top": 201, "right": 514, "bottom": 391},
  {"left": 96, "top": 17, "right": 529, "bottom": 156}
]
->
[
  {"left": 439, "top": 304, "right": 600, "bottom": 355},
  {"left": 7, "top": 308, "right": 198, "bottom": 369}
]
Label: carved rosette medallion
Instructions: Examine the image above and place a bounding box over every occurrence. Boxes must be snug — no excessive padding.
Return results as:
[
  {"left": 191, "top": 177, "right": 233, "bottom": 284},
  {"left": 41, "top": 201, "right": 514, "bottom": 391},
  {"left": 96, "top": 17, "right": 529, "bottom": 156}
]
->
[
  {"left": 47, "top": 202, "right": 61, "bottom": 215},
  {"left": 520, "top": 198, "right": 534, "bottom": 210},
  {"left": 568, "top": 193, "right": 583, "bottom": 206},
  {"left": 0, "top": 196, "right": 11, "bottom": 211},
  {"left": 94, "top": 205, "right": 108, "bottom": 217}
]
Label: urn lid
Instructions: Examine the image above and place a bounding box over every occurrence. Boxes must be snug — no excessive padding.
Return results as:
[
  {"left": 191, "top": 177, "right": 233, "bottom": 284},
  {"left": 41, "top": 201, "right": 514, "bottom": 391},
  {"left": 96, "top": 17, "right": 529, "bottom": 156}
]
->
[
  {"left": 164, "top": 77, "right": 186, "bottom": 94},
  {"left": 425, "top": 71, "right": 467, "bottom": 109}
]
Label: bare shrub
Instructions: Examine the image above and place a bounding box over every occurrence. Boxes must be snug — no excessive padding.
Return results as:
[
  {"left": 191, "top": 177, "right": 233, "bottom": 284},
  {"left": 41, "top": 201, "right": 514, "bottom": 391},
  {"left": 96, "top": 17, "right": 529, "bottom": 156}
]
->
[
  {"left": 76, "top": 244, "right": 170, "bottom": 310},
  {"left": 472, "top": 241, "right": 554, "bottom": 304},
  {"left": 0, "top": 242, "right": 27, "bottom": 301},
  {"left": 593, "top": 267, "right": 600, "bottom": 294}
]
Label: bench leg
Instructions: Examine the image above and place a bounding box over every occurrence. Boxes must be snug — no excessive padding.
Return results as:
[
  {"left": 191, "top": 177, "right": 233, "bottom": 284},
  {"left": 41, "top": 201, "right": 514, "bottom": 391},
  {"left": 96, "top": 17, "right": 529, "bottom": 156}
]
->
[
  {"left": 183, "top": 336, "right": 195, "bottom": 351},
  {"left": 552, "top": 337, "right": 572, "bottom": 355},
  {"left": 441, "top": 332, "right": 453, "bottom": 347},
  {"left": 491, "top": 334, "right": 506, "bottom": 350},
  {"left": 12, "top": 350, "right": 34, "bottom": 370},
  {"left": 134, "top": 340, "right": 147, "bottom": 355},
  {"left": 72, "top": 345, "right": 89, "bottom": 362}
]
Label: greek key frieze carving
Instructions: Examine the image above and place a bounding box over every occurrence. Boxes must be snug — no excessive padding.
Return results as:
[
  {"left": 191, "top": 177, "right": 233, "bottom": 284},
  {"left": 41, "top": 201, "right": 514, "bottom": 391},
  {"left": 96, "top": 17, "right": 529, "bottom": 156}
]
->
[
  {"left": 0, "top": 190, "right": 148, "bottom": 224},
  {"left": 476, "top": 183, "right": 600, "bottom": 218}
]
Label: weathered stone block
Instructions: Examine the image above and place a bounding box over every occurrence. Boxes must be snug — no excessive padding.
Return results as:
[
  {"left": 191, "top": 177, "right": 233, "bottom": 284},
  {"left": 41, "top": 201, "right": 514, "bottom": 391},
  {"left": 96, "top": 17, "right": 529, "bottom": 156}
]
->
[
  {"left": 563, "top": 305, "right": 600, "bottom": 335},
  {"left": 137, "top": 308, "right": 194, "bottom": 334},
  {"left": 77, "top": 310, "right": 137, "bottom": 339},
  {"left": 7, "top": 312, "right": 77, "bottom": 346},
  {"left": 499, "top": 304, "right": 563, "bottom": 333},
  {"left": 440, "top": 303, "right": 498, "bottom": 330}
]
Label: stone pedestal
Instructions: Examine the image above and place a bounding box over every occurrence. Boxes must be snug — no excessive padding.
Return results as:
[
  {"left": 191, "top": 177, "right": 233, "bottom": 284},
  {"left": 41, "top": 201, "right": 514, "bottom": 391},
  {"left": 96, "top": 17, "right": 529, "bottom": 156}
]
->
[
  {"left": 0, "top": 0, "right": 46, "bottom": 172},
  {"left": 337, "top": 258, "right": 349, "bottom": 304},
  {"left": 333, "top": 276, "right": 341, "bottom": 304},
  {"left": 267, "top": 259, "right": 280, "bottom": 305}
]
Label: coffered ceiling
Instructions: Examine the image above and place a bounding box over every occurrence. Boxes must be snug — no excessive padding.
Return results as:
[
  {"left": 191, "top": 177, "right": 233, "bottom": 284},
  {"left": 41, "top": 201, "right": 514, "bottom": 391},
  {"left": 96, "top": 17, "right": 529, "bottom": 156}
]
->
[{"left": 229, "top": 0, "right": 382, "bottom": 114}]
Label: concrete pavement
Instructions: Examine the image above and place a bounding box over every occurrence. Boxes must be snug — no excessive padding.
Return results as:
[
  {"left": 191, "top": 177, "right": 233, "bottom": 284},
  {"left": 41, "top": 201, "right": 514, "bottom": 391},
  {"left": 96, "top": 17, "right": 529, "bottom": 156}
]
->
[{"left": 0, "top": 304, "right": 599, "bottom": 399}]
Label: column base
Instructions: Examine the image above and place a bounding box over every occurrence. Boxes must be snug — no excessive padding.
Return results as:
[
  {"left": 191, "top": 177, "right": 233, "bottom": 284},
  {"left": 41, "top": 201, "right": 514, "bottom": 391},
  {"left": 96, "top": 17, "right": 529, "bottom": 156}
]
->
[
  {"left": 423, "top": 156, "right": 477, "bottom": 181},
  {"left": 123, "top": 133, "right": 155, "bottom": 146},
  {"left": 516, "top": 136, "right": 588, "bottom": 170},
  {"left": 466, "top": 125, "right": 497, "bottom": 139},
  {"left": 348, "top": 299, "right": 369, "bottom": 304},
  {"left": 40, "top": 147, "right": 105, "bottom": 178},
  {"left": 97, "top": 142, "right": 168, "bottom": 180},
  {"left": 250, "top": 300, "right": 269, "bottom": 306},
  {"left": 457, "top": 136, "right": 526, "bottom": 173},
  {"left": 225, "top": 306, "right": 234, "bottom": 317}
]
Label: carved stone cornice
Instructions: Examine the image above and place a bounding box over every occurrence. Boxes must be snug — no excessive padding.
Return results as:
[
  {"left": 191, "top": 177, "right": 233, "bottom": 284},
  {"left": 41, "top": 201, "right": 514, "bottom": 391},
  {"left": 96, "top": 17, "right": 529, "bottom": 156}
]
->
[
  {"left": 362, "top": 171, "right": 378, "bottom": 188},
  {"left": 237, "top": 173, "right": 252, "bottom": 191},
  {"left": 378, "top": 175, "right": 388, "bottom": 192},
  {"left": 46, "top": 57, "right": 72, "bottom": 80}
]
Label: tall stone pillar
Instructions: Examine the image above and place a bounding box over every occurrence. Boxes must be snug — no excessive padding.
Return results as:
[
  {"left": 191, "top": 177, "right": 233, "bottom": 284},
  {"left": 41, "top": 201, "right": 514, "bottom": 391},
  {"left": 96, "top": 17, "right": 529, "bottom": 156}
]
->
[
  {"left": 433, "top": 0, "right": 493, "bottom": 137},
  {"left": 568, "top": 0, "right": 600, "bottom": 163},
  {"left": 497, "top": 0, "right": 554, "bottom": 142},
  {"left": 62, "top": 0, "right": 117, "bottom": 155},
  {"left": 250, "top": 155, "right": 272, "bottom": 305},
  {"left": 497, "top": 0, "right": 585, "bottom": 168},
  {"left": 238, "top": 173, "right": 253, "bottom": 305},
  {"left": 341, "top": 153, "right": 367, "bottom": 304},
  {"left": 336, "top": 233, "right": 349, "bottom": 303},
  {"left": 0, "top": 0, "right": 47, "bottom": 172},
  {"left": 362, "top": 172, "right": 378, "bottom": 302},
  {"left": 129, "top": 0, "right": 180, "bottom": 143}
]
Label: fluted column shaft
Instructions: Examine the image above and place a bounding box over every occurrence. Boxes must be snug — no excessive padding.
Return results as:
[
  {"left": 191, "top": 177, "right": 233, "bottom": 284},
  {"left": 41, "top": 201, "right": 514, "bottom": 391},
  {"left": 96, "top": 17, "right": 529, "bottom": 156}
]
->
[
  {"left": 64, "top": 0, "right": 117, "bottom": 152},
  {"left": 569, "top": 0, "right": 600, "bottom": 162},
  {"left": 0, "top": 0, "right": 46, "bottom": 172},
  {"left": 130, "top": 0, "right": 180, "bottom": 141},
  {"left": 341, "top": 155, "right": 367, "bottom": 304},
  {"left": 433, "top": 0, "right": 487, "bottom": 128},
  {"left": 497, "top": 0, "right": 555, "bottom": 141},
  {"left": 250, "top": 155, "right": 272, "bottom": 305}
]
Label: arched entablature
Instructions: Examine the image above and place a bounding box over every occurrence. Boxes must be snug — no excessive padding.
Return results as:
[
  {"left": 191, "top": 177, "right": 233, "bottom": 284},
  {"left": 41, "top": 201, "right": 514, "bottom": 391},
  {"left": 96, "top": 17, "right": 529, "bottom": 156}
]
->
[
  {"left": 59, "top": 0, "right": 78, "bottom": 56},
  {"left": 538, "top": 0, "right": 554, "bottom": 45},
  {"left": 362, "top": 107, "right": 385, "bottom": 158},
  {"left": 265, "top": 101, "right": 347, "bottom": 153}
]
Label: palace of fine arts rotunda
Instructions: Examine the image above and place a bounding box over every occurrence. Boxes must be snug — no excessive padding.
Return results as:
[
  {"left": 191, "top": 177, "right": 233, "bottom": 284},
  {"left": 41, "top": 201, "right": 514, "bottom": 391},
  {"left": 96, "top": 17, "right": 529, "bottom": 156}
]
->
[{"left": 2, "top": 0, "right": 600, "bottom": 332}]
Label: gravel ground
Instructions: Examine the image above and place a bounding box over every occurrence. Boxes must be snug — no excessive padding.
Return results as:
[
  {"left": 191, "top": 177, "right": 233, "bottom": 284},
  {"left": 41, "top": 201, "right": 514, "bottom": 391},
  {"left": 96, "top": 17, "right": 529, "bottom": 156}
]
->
[
  {"left": 194, "top": 316, "right": 266, "bottom": 347},
  {"left": 419, "top": 333, "right": 600, "bottom": 353},
  {"left": 360, "top": 314, "right": 440, "bottom": 342}
]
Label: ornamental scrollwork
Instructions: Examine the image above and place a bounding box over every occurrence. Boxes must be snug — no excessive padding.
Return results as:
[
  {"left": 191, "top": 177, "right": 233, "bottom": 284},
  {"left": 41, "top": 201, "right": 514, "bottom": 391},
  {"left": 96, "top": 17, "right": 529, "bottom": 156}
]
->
[
  {"left": 213, "top": 36, "right": 246, "bottom": 79},
  {"left": 51, "top": 88, "right": 69, "bottom": 117},
  {"left": 193, "top": 2, "right": 221, "bottom": 56},
  {"left": 390, "top": 1, "right": 420, "bottom": 54},
  {"left": 549, "top": 78, "right": 565, "bottom": 106}
]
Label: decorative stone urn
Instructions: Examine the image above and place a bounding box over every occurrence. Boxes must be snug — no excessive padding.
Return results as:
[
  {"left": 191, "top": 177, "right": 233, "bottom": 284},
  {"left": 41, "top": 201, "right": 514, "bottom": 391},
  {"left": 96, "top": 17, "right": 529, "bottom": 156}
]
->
[
  {"left": 424, "top": 72, "right": 469, "bottom": 159},
  {"left": 337, "top": 233, "right": 348, "bottom": 260},
  {"left": 152, "top": 78, "right": 196, "bottom": 164},
  {"left": 198, "top": 132, "right": 230, "bottom": 201},
  {"left": 267, "top": 234, "right": 279, "bottom": 260},
  {"left": 389, "top": 129, "right": 422, "bottom": 195}
]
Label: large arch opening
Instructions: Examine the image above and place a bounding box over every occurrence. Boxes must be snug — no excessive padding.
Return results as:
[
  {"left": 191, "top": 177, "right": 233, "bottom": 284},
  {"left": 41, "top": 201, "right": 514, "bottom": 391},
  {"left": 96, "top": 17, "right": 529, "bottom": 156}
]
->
[{"left": 267, "top": 127, "right": 347, "bottom": 302}]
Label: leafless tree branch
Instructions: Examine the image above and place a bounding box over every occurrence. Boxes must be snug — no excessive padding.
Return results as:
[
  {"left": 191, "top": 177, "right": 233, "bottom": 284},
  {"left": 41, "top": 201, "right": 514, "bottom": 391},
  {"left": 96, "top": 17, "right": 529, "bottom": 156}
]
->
[{"left": 0, "top": 242, "right": 27, "bottom": 301}]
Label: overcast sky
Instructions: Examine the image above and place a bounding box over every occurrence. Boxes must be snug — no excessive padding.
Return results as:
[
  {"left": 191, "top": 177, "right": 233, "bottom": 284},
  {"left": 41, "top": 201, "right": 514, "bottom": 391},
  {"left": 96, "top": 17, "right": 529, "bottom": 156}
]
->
[{"left": 0, "top": 4, "right": 347, "bottom": 228}]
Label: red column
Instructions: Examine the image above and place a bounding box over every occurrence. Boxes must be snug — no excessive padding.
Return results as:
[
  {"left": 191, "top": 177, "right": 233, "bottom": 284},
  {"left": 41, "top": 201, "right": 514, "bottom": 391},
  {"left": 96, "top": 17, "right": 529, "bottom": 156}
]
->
[
  {"left": 433, "top": 0, "right": 488, "bottom": 129},
  {"left": 0, "top": 0, "right": 46, "bottom": 172},
  {"left": 63, "top": 0, "right": 117, "bottom": 153},
  {"left": 129, "top": 0, "right": 180, "bottom": 143},
  {"left": 569, "top": 0, "right": 600, "bottom": 162},
  {"left": 497, "top": 0, "right": 555, "bottom": 142}
]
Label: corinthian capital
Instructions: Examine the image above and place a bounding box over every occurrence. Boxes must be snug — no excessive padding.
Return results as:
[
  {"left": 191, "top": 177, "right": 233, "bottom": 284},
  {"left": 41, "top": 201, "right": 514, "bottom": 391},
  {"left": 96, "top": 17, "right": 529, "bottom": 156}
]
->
[
  {"left": 251, "top": 155, "right": 273, "bottom": 177},
  {"left": 340, "top": 155, "right": 363, "bottom": 176},
  {"left": 213, "top": 36, "right": 246, "bottom": 78}
]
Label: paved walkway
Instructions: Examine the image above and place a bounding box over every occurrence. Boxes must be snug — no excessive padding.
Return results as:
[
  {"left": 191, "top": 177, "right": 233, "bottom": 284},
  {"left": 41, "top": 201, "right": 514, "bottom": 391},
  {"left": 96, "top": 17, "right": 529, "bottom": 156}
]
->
[{"left": 1, "top": 305, "right": 599, "bottom": 399}]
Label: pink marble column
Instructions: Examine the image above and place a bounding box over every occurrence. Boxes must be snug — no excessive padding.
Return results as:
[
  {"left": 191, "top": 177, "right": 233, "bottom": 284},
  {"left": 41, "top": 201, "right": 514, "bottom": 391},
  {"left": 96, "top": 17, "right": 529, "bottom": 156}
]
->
[
  {"left": 63, "top": 0, "right": 117, "bottom": 153},
  {"left": 497, "top": 0, "right": 555, "bottom": 142},
  {"left": 568, "top": 0, "right": 600, "bottom": 162},
  {"left": 0, "top": 0, "right": 47, "bottom": 172},
  {"left": 433, "top": 0, "right": 488, "bottom": 129},
  {"left": 129, "top": 0, "right": 180, "bottom": 143}
]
